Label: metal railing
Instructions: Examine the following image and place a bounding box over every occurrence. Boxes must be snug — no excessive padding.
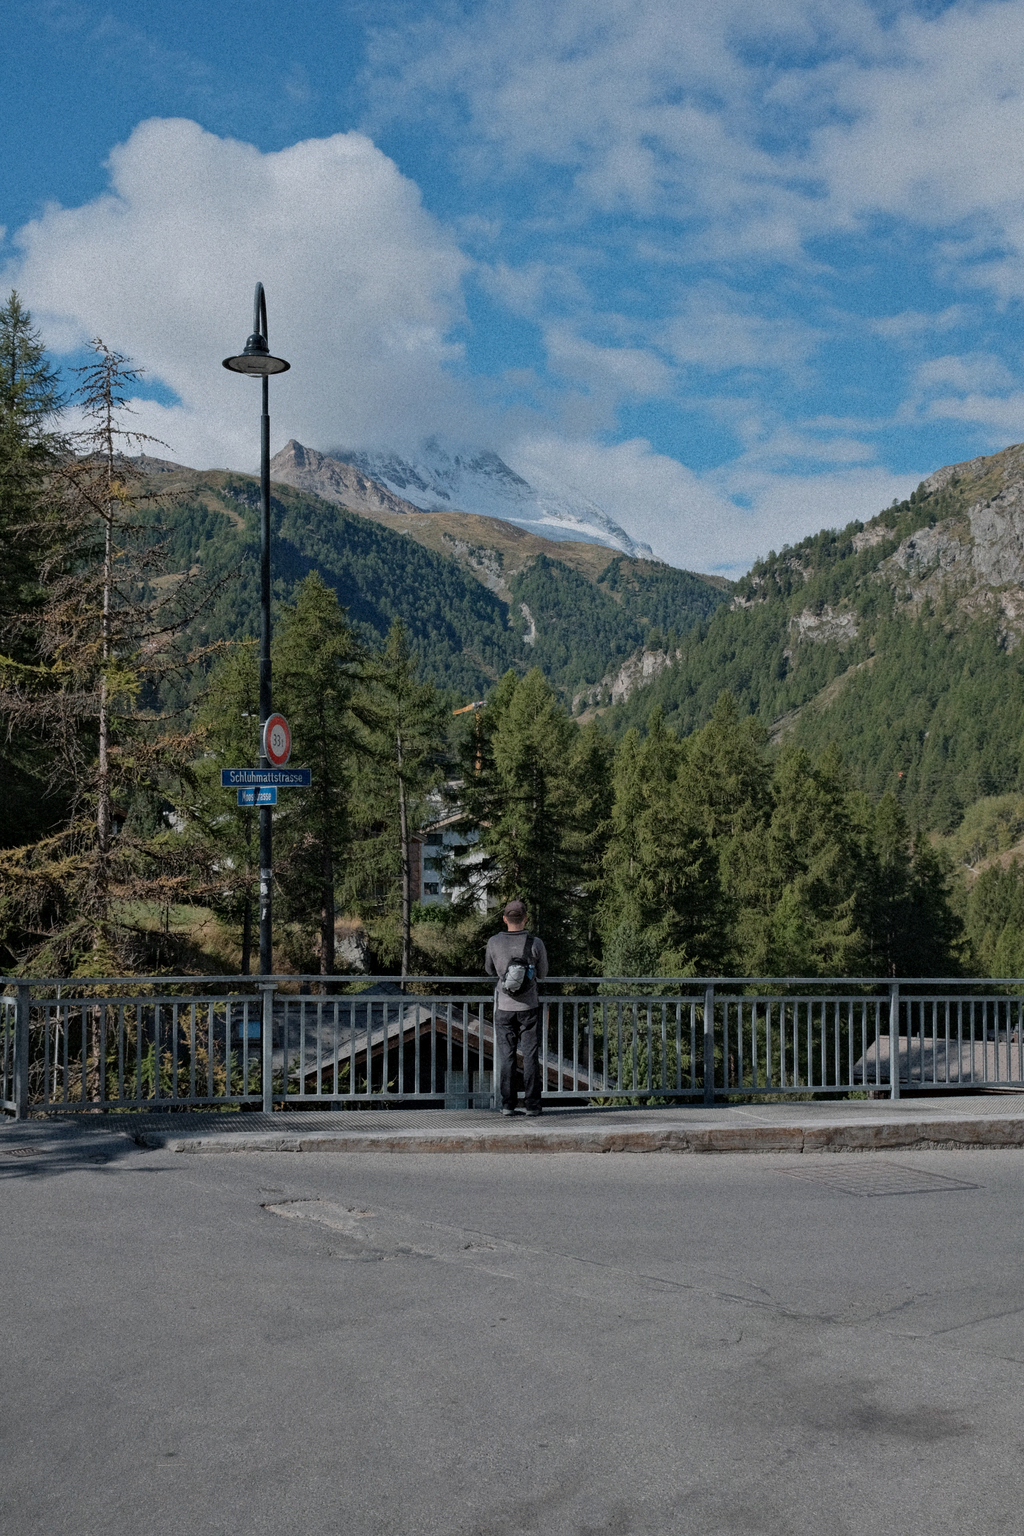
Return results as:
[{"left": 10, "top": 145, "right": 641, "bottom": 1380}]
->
[{"left": 5, "top": 975, "right": 1024, "bottom": 1118}]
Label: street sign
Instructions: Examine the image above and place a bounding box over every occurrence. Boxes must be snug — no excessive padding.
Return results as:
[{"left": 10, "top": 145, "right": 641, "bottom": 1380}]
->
[
  {"left": 263, "top": 713, "right": 292, "bottom": 768},
  {"left": 221, "top": 767, "right": 312, "bottom": 787},
  {"left": 238, "top": 787, "right": 277, "bottom": 806}
]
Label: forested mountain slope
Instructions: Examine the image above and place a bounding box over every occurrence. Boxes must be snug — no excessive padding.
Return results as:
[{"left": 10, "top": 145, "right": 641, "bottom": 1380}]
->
[
  {"left": 608, "top": 444, "right": 1024, "bottom": 833},
  {"left": 144, "top": 462, "right": 726, "bottom": 703}
]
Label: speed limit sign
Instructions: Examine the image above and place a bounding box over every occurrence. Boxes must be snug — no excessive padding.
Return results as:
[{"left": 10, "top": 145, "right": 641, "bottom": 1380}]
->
[{"left": 262, "top": 713, "right": 292, "bottom": 768}]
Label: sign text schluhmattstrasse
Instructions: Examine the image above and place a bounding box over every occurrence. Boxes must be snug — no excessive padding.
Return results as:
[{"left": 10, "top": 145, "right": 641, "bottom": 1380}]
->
[{"left": 220, "top": 768, "right": 312, "bottom": 787}]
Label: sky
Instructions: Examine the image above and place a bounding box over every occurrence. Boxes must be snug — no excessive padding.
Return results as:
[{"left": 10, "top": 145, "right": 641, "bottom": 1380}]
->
[{"left": 5, "top": 0, "right": 1024, "bottom": 575}]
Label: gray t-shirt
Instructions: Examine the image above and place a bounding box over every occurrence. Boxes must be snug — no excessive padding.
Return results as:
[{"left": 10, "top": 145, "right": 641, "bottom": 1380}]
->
[{"left": 484, "top": 929, "right": 549, "bottom": 1011}]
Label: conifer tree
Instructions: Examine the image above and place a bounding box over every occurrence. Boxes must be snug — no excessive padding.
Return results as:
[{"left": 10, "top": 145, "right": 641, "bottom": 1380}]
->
[
  {"left": 0, "top": 294, "right": 69, "bottom": 852},
  {"left": 0, "top": 291, "right": 65, "bottom": 632},
  {"left": 602, "top": 712, "right": 728, "bottom": 977},
  {"left": 352, "top": 619, "right": 448, "bottom": 977},
  {"left": 0, "top": 340, "right": 210, "bottom": 972},
  {"left": 738, "top": 744, "right": 863, "bottom": 977},
  {"left": 176, "top": 645, "right": 261, "bottom": 973},
  {"left": 963, "top": 860, "right": 1024, "bottom": 976},
  {"left": 458, "top": 669, "right": 595, "bottom": 975},
  {"left": 564, "top": 720, "right": 614, "bottom": 974},
  {"left": 856, "top": 792, "right": 965, "bottom": 976},
  {"left": 273, "top": 574, "right": 363, "bottom": 975}
]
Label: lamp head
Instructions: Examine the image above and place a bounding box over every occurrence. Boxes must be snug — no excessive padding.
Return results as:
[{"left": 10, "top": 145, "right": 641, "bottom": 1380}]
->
[{"left": 223, "top": 332, "right": 290, "bottom": 376}]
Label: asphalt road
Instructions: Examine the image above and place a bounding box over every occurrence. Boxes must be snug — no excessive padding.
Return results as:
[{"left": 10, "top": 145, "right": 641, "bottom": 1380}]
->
[{"left": 2, "top": 1125, "right": 1023, "bottom": 1536}]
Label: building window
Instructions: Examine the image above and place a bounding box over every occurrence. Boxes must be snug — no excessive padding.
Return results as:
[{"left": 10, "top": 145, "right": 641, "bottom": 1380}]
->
[{"left": 424, "top": 882, "right": 440, "bottom": 896}]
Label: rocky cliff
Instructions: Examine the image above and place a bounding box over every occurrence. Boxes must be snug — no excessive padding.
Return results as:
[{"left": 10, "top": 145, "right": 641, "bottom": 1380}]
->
[{"left": 269, "top": 440, "right": 424, "bottom": 517}]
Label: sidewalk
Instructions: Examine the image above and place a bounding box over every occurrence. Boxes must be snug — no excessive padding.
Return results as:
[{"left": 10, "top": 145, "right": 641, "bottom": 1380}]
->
[{"left": 6, "top": 1095, "right": 1024, "bottom": 1155}]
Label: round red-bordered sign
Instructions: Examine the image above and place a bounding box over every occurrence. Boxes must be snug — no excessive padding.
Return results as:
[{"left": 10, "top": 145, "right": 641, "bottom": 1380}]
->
[{"left": 262, "top": 713, "right": 292, "bottom": 768}]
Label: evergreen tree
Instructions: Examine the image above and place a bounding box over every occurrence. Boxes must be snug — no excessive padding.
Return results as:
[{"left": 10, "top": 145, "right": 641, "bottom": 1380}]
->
[
  {"left": 738, "top": 745, "right": 863, "bottom": 977},
  {"left": 962, "top": 861, "right": 1024, "bottom": 976},
  {"left": 564, "top": 720, "right": 614, "bottom": 974},
  {"left": 856, "top": 793, "right": 965, "bottom": 976},
  {"left": 602, "top": 713, "right": 729, "bottom": 977},
  {"left": 351, "top": 619, "right": 448, "bottom": 976},
  {"left": 175, "top": 645, "right": 262, "bottom": 973},
  {"left": 459, "top": 669, "right": 598, "bottom": 976},
  {"left": 0, "top": 293, "right": 68, "bottom": 851},
  {"left": 0, "top": 291, "right": 65, "bottom": 632},
  {"left": 273, "top": 575, "right": 363, "bottom": 975}
]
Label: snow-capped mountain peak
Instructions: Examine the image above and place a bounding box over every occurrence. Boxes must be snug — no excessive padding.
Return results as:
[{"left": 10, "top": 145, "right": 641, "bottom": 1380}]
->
[{"left": 328, "top": 439, "right": 655, "bottom": 559}]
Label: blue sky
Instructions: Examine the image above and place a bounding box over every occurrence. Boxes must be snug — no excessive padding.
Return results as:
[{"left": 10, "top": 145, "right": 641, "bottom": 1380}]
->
[{"left": 5, "top": 0, "right": 1024, "bottom": 573}]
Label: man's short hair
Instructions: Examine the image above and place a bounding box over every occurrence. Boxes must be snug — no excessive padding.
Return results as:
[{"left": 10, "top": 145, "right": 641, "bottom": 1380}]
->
[{"left": 503, "top": 899, "right": 527, "bottom": 922}]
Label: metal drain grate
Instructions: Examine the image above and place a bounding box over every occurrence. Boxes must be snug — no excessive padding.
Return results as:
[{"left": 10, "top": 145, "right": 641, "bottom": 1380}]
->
[{"left": 781, "top": 1160, "right": 979, "bottom": 1197}]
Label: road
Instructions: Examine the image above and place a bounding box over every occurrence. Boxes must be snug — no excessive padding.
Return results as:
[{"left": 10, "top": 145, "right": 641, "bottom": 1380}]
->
[{"left": 2, "top": 1123, "right": 1023, "bottom": 1535}]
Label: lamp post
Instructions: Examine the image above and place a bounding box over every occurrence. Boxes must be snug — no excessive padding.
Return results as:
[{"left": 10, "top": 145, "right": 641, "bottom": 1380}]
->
[{"left": 223, "top": 282, "right": 290, "bottom": 976}]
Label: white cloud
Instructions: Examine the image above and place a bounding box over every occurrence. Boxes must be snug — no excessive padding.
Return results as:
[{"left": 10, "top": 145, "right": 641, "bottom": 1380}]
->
[
  {"left": 713, "top": 465, "right": 922, "bottom": 568},
  {"left": 369, "top": 0, "right": 1024, "bottom": 286},
  {"left": 921, "top": 392, "right": 1024, "bottom": 439},
  {"left": 894, "top": 351, "right": 1024, "bottom": 441},
  {"left": 664, "top": 283, "right": 821, "bottom": 375},
  {"left": 913, "top": 353, "right": 1015, "bottom": 394},
  {"left": 1, "top": 106, "right": 1001, "bottom": 585},
  {"left": 543, "top": 325, "right": 672, "bottom": 398},
  {"left": 3, "top": 117, "right": 474, "bottom": 469},
  {"left": 510, "top": 432, "right": 742, "bottom": 570},
  {"left": 506, "top": 431, "right": 912, "bottom": 576},
  {"left": 738, "top": 427, "right": 876, "bottom": 466},
  {"left": 871, "top": 306, "right": 973, "bottom": 341}
]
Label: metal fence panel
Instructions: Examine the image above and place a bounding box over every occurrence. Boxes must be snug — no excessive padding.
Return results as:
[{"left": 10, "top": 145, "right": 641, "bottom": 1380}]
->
[{"left": 5, "top": 976, "right": 1024, "bottom": 1114}]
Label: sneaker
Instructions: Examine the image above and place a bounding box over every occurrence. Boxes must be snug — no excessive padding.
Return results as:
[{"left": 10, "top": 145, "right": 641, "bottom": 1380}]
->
[
  {"left": 524, "top": 1106, "right": 542, "bottom": 1118},
  {"left": 500, "top": 1107, "right": 515, "bottom": 1117}
]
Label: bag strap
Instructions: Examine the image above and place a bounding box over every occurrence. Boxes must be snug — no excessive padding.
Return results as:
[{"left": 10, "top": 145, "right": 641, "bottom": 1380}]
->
[{"left": 522, "top": 933, "right": 535, "bottom": 965}]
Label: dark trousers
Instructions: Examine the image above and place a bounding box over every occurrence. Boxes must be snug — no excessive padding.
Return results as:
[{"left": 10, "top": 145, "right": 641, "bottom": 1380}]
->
[{"left": 495, "top": 1007, "right": 541, "bottom": 1109}]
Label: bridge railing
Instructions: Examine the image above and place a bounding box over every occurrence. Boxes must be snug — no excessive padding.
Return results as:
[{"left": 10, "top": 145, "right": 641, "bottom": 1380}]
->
[{"left": 4, "top": 976, "right": 1023, "bottom": 1117}]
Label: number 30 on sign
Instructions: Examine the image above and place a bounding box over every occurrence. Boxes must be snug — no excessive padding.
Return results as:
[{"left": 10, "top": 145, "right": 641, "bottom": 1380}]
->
[{"left": 262, "top": 713, "right": 292, "bottom": 768}]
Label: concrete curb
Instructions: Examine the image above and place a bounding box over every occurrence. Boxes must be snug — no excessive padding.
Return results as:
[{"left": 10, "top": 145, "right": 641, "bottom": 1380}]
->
[{"left": 139, "top": 1115, "right": 1024, "bottom": 1156}]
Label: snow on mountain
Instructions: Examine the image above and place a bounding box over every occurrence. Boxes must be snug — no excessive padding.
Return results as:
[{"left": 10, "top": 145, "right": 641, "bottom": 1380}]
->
[{"left": 326, "top": 439, "right": 656, "bottom": 559}]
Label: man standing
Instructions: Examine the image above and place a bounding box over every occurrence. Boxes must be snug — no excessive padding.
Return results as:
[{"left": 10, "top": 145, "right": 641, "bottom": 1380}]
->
[{"left": 484, "top": 900, "right": 549, "bottom": 1117}]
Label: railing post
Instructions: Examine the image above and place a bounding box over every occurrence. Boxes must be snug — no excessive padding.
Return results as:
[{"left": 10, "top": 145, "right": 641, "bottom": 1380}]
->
[
  {"left": 703, "top": 984, "right": 716, "bottom": 1106},
  {"left": 889, "top": 981, "right": 901, "bottom": 1101},
  {"left": 14, "top": 982, "right": 31, "bottom": 1120},
  {"left": 261, "top": 982, "right": 277, "bottom": 1114}
]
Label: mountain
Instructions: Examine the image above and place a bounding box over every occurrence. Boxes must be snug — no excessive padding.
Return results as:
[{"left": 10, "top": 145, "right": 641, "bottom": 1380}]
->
[
  {"left": 605, "top": 442, "right": 1024, "bottom": 832},
  {"left": 144, "top": 462, "right": 726, "bottom": 706},
  {"left": 270, "top": 438, "right": 655, "bottom": 559}
]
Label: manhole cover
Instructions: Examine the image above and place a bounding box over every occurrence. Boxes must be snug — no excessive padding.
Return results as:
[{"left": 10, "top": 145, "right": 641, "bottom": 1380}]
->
[{"left": 781, "top": 1161, "right": 978, "bottom": 1197}]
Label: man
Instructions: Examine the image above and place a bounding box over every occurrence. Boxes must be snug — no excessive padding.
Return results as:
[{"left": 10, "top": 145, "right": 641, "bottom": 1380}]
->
[{"left": 484, "top": 900, "right": 549, "bottom": 1117}]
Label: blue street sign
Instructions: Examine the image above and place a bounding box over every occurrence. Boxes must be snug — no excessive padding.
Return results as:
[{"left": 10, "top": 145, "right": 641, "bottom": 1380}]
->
[
  {"left": 237, "top": 787, "right": 277, "bottom": 806},
  {"left": 221, "top": 767, "right": 312, "bottom": 787}
]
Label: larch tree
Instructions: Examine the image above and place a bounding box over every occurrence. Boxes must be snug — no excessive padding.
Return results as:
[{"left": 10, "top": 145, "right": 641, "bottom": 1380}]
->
[{"left": 0, "top": 340, "right": 214, "bottom": 973}]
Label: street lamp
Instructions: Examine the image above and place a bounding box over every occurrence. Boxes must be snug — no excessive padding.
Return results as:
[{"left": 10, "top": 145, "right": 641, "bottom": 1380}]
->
[{"left": 223, "top": 282, "right": 290, "bottom": 976}]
